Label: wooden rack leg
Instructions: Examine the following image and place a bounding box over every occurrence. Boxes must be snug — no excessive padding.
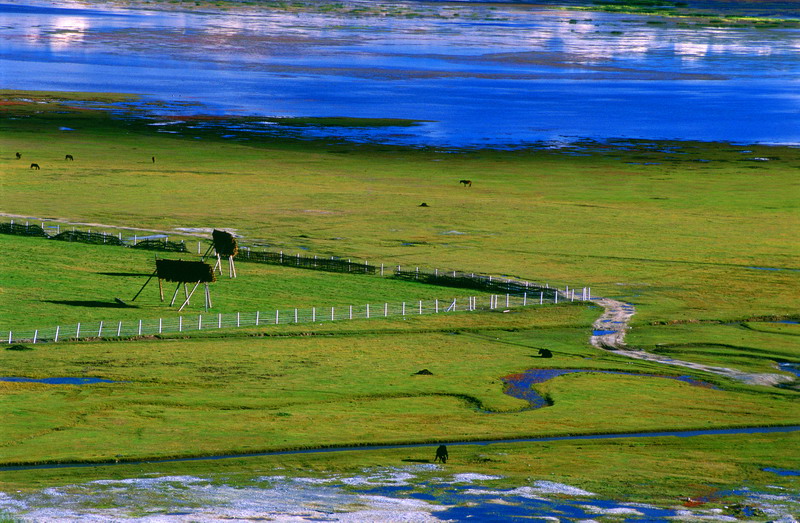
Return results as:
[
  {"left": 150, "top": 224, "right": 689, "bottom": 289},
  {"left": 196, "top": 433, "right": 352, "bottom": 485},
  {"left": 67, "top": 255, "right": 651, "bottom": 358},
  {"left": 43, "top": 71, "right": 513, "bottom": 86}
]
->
[
  {"left": 178, "top": 281, "right": 201, "bottom": 311},
  {"left": 230, "top": 256, "right": 237, "bottom": 278},
  {"left": 169, "top": 282, "right": 182, "bottom": 306}
]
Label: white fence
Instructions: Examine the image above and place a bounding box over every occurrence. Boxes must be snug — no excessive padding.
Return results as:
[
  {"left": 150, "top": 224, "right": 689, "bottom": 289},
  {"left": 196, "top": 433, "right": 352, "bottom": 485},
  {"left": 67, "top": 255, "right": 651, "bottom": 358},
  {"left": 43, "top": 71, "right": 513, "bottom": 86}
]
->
[{"left": 6, "top": 291, "right": 591, "bottom": 345}]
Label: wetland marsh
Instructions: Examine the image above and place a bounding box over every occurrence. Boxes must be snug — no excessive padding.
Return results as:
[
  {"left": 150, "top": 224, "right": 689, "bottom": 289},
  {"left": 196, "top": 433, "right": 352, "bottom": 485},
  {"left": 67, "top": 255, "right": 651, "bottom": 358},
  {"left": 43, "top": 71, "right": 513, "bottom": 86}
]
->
[{"left": 1, "top": 0, "right": 799, "bottom": 520}]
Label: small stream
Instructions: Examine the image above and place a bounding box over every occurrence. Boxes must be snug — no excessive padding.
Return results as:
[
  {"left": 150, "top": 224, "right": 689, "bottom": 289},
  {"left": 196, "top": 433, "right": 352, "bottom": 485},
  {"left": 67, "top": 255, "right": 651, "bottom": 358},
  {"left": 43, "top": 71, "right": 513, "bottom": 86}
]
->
[{"left": 502, "top": 368, "right": 717, "bottom": 410}]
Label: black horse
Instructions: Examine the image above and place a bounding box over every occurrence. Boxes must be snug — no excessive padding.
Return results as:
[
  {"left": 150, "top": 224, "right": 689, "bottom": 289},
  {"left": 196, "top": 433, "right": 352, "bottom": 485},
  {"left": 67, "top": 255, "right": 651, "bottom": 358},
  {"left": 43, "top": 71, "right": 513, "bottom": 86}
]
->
[
  {"left": 15, "top": 152, "right": 21, "bottom": 159},
  {"left": 30, "top": 163, "right": 40, "bottom": 170},
  {"left": 65, "top": 154, "right": 74, "bottom": 161},
  {"left": 434, "top": 444, "right": 449, "bottom": 463},
  {"left": 459, "top": 179, "right": 472, "bottom": 187}
]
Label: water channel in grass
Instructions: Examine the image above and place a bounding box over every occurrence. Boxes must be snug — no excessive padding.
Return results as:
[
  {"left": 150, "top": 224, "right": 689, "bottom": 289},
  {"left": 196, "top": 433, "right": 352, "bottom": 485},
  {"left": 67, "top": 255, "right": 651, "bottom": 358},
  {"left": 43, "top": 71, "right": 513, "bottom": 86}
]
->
[{"left": 1, "top": 0, "right": 799, "bottom": 148}]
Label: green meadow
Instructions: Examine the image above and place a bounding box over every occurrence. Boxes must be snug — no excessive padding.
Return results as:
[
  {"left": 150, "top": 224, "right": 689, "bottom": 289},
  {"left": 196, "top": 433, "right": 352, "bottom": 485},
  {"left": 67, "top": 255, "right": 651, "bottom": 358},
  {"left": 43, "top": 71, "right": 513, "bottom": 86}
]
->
[{"left": 0, "top": 91, "right": 798, "bottom": 507}]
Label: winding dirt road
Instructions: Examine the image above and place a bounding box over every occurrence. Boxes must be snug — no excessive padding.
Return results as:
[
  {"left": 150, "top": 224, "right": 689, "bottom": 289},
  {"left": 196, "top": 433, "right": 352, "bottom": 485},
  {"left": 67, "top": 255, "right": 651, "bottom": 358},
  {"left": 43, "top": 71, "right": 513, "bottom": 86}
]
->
[{"left": 590, "top": 298, "right": 794, "bottom": 387}]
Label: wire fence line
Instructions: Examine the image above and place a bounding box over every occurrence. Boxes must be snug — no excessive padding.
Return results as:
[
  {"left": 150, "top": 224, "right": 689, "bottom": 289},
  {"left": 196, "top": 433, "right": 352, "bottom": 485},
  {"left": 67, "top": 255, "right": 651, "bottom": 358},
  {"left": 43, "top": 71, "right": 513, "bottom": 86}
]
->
[
  {"left": 7, "top": 291, "right": 591, "bottom": 345},
  {"left": 2, "top": 219, "right": 594, "bottom": 345}
]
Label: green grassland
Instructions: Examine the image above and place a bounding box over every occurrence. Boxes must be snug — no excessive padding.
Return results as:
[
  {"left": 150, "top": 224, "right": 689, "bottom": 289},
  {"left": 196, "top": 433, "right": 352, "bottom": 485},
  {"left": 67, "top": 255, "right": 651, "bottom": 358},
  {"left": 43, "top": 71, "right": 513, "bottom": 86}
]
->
[{"left": 1, "top": 92, "right": 798, "bottom": 507}]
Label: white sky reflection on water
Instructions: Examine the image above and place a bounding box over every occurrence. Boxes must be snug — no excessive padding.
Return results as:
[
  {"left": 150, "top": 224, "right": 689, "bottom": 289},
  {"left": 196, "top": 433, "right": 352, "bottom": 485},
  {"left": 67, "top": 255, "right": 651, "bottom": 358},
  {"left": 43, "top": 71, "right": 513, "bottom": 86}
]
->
[{"left": 0, "top": 1, "right": 799, "bottom": 147}]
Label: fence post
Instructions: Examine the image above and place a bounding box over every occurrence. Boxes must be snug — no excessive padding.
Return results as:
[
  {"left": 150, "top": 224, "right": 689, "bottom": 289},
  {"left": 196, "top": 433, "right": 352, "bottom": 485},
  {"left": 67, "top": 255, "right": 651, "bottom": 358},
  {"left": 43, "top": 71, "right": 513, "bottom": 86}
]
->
[
  {"left": 179, "top": 316, "right": 183, "bottom": 332},
  {"left": 117, "top": 321, "right": 122, "bottom": 337},
  {"left": 199, "top": 315, "right": 203, "bottom": 330},
  {"left": 158, "top": 318, "right": 162, "bottom": 334},
  {"left": 506, "top": 294, "right": 510, "bottom": 307},
  {"left": 588, "top": 287, "right": 591, "bottom": 300},
  {"left": 276, "top": 310, "right": 280, "bottom": 324},
  {"left": 402, "top": 302, "right": 406, "bottom": 316},
  {"left": 7, "top": 331, "right": 11, "bottom": 344},
  {"left": 380, "top": 263, "right": 384, "bottom": 276},
  {"left": 419, "top": 300, "right": 423, "bottom": 314},
  {"left": 366, "top": 304, "right": 370, "bottom": 319},
  {"left": 312, "top": 307, "right": 316, "bottom": 322},
  {"left": 331, "top": 307, "right": 335, "bottom": 321},
  {"left": 54, "top": 325, "right": 60, "bottom": 342},
  {"left": 76, "top": 322, "right": 81, "bottom": 338},
  {"left": 138, "top": 319, "right": 142, "bottom": 336},
  {"left": 98, "top": 321, "right": 103, "bottom": 337},
  {"left": 256, "top": 311, "right": 260, "bottom": 326},
  {"left": 384, "top": 303, "right": 388, "bottom": 317},
  {"left": 555, "top": 292, "right": 558, "bottom": 304},
  {"left": 294, "top": 309, "right": 298, "bottom": 323},
  {"left": 523, "top": 292, "right": 527, "bottom": 306},
  {"left": 219, "top": 314, "right": 222, "bottom": 328},
  {"left": 435, "top": 299, "right": 439, "bottom": 313},
  {"left": 33, "top": 330, "right": 38, "bottom": 344},
  {"left": 349, "top": 305, "right": 353, "bottom": 320}
]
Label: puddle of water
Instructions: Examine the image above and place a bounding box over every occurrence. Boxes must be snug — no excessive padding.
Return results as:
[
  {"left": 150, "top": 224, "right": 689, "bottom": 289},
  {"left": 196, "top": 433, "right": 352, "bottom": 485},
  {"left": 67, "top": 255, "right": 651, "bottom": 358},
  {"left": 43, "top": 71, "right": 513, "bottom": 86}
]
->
[
  {"left": 778, "top": 363, "right": 800, "bottom": 378},
  {"left": 592, "top": 329, "right": 617, "bottom": 335},
  {"left": 0, "top": 377, "right": 118, "bottom": 385},
  {"left": 763, "top": 467, "right": 800, "bottom": 476}
]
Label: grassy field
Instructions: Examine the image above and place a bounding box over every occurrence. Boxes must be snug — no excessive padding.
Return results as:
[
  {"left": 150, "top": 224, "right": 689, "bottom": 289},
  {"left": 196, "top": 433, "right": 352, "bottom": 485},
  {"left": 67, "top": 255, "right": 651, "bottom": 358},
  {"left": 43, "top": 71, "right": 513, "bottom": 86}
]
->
[{"left": 1, "top": 91, "right": 798, "bottom": 510}]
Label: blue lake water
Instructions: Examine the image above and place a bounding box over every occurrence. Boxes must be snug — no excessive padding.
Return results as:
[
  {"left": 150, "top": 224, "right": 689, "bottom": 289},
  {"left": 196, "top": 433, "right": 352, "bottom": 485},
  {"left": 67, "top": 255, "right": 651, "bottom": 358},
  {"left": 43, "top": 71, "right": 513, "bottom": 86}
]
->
[{"left": 1, "top": 1, "right": 799, "bottom": 147}]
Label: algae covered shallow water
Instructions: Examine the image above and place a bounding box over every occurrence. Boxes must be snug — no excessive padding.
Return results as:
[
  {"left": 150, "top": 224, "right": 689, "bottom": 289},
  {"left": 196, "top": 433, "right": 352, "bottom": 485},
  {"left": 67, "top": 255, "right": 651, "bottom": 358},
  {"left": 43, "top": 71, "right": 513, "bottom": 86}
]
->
[{"left": 1, "top": 0, "right": 799, "bottom": 147}]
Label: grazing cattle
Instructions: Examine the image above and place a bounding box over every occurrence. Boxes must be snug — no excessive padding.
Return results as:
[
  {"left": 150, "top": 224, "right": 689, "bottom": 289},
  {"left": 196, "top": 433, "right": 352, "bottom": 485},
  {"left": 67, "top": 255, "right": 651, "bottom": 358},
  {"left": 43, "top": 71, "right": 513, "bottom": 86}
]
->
[
  {"left": 30, "top": 163, "right": 40, "bottom": 170},
  {"left": 459, "top": 179, "right": 472, "bottom": 187},
  {"left": 434, "top": 445, "right": 449, "bottom": 463},
  {"left": 65, "top": 154, "right": 74, "bottom": 161},
  {"left": 15, "top": 152, "right": 21, "bottom": 159},
  {"left": 538, "top": 348, "right": 553, "bottom": 358}
]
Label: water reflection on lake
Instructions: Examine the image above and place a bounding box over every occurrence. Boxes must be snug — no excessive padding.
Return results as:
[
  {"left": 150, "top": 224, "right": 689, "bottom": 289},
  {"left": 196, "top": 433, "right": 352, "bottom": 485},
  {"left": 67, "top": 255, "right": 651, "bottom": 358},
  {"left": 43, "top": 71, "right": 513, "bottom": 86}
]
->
[{"left": 1, "top": 1, "right": 799, "bottom": 147}]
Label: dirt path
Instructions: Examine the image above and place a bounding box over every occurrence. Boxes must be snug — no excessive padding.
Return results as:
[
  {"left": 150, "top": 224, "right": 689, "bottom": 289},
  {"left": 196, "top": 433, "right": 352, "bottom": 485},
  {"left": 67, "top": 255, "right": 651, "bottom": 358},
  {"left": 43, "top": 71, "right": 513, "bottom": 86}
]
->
[{"left": 590, "top": 298, "right": 794, "bottom": 387}]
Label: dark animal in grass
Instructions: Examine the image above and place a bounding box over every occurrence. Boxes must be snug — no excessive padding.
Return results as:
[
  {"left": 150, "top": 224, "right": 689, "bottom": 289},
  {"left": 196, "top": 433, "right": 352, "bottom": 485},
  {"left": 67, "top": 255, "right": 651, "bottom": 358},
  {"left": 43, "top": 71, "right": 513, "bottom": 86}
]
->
[
  {"left": 65, "top": 154, "right": 74, "bottom": 161},
  {"left": 413, "top": 369, "right": 433, "bottom": 375},
  {"left": 459, "top": 179, "right": 472, "bottom": 187},
  {"left": 418, "top": 202, "right": 429, "bottom": 207},
  {"left": 152, "top": 156, "right": 156, "bottom": 163},
  {"left": 434, "top": 445, "right": 449, "bottom": 463},
  {"left": 538, "top": 348, "right": 553, "bottom": 358},
  {"left": 15, "top": 152, "right": 21, "bottom": 159},
  {"left": 30, "top": 163, "right": 40, "bottom": 170}
]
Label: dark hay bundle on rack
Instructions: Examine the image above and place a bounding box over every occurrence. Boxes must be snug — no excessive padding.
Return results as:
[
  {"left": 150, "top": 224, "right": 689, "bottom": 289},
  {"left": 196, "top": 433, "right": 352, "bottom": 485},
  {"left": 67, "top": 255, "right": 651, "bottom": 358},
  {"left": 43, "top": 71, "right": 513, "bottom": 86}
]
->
[
  {"left": 155, "top": 259, "right": 216, "bottom": 283},
  {"left": 212, "top": 229, "right": 238, "bottom": 257}
]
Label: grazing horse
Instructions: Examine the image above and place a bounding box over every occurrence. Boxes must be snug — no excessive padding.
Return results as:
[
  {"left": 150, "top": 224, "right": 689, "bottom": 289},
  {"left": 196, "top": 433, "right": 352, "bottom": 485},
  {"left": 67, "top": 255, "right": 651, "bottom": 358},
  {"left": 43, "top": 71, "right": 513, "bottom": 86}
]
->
[
  {"left": 15, "top": 152, "right": 21, "bottom": 159},
  {"left": 434, "top": 444, "right": 449, "bottom": 463},
  {"left": 65, "top": 154, "right": 74, "bottom": 161},
  {"left": 538, "top": 348, "right": 553, "bottom": 358},
  {"left": 152, "top": 156, "right": 156, "bottom": 163},
  {"left": 459, "top": 179, "right": 472, "bottom": 187},
  {"left": 30, "top": 163, "right": 40, "bottom": 170}
]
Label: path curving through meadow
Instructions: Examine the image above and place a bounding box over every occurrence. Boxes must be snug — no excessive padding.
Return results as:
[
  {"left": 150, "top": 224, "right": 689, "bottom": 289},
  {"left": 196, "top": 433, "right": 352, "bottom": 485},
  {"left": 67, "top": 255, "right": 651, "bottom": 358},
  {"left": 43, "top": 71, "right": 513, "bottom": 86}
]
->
[{"left": 589, "top": 298, "right": 794, "bottom": 387}]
